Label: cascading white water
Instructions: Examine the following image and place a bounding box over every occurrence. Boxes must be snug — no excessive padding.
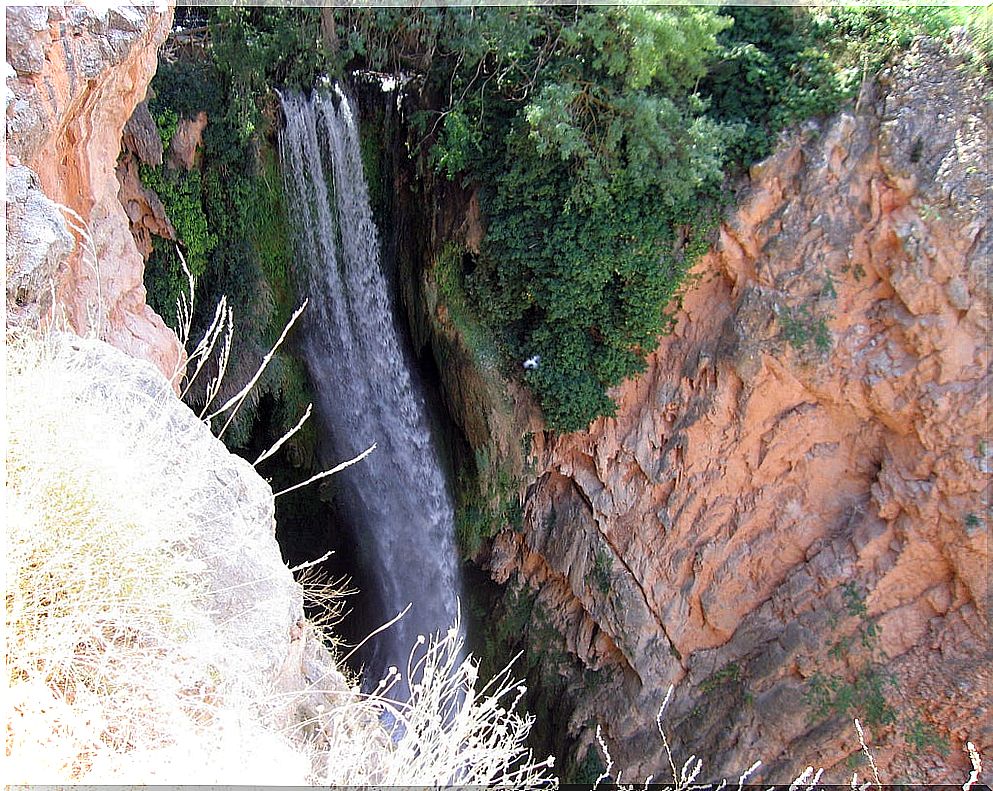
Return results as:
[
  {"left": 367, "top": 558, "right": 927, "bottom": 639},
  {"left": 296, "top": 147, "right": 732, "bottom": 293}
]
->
[{"left": 279, "top": 86, "right": 463, "bottom": 693}]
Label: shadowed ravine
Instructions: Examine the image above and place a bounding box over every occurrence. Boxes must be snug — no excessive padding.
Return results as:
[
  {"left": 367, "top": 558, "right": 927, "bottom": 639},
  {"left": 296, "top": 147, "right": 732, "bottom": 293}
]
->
[{"left": 279, "top": 86, "right": 464, "bottom": 695}]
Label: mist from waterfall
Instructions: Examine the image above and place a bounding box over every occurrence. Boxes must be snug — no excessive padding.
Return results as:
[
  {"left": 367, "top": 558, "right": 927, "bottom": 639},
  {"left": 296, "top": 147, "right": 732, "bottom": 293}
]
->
[{"left": 279, "top": 86, "right": 463, "bottom": 694}]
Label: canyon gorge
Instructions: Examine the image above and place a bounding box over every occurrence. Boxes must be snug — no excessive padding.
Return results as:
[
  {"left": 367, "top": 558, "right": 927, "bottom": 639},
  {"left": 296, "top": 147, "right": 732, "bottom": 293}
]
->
[{"left": 6, "top": 5, "right": 990, "bottom": 784}]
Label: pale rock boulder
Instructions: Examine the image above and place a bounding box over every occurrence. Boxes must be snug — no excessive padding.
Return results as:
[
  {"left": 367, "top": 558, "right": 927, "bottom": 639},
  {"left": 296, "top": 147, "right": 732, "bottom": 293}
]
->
[
  {"left": 61, "top": 334, "right": 303, "bottom": 679},
  {"left": 6, "top": 163, "right": 75, "bottom": 325},
  {"left": 29, "top": 334, "right": 353, "bottom": 771}
]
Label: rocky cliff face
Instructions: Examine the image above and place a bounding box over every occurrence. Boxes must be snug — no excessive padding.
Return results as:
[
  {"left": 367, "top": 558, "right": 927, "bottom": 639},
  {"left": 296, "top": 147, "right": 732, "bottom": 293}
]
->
[
  {"left": 437, "top": 37, "right": 989, "bottom": 781},
  {"left": 6, "top": 11, "right": 356, "bottom": 777},
  {"left": 6, "top": 4, "right": 182, "bottom": 378}
]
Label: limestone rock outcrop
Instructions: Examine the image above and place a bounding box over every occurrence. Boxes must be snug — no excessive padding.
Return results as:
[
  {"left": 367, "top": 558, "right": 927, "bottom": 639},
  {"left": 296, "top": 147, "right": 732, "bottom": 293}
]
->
[
  {"left": 6, "top": 162, "right": 76, "bottom": 326},
  {"left": 6, "top": 4, "right": 182, "bottom": 378},
  {"left": 117, "top": 100, "right": 177, "bottom": 259},
  {"left": 459, "top": 37, "right": 989, "bottom": 782},
  {"left": 166, "top": 109, "right": 208, "bottom": 171},
  {"left": 64, "top": 334, "right": 305, "bottom": 679},
  {"left": 6, "top": 332, "right": 353, "bottom": 781}
]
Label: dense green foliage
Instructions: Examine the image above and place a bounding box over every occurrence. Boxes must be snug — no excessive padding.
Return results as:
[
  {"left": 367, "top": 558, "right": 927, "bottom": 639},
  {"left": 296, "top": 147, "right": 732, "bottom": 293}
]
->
[
  {"left": 703, "top": 6, "right": 954, "bottom": 165},
  {"left": 139, "top": 166, "right": 215, "bottom": 320},
  {"left": 143, "top": 56, "right": 305, "bottom": 449},
  {"left": 312, "top": 5, "right": 733, "bottom": 430},
  {"left": 146, "top": 5, "right": 972, "bottom": 434},
  {"left": 210, "top": 8, "right": 333, "bottom": 141},
  {"left": 447, "top": 8, "right": 730, "bottom": 430}
]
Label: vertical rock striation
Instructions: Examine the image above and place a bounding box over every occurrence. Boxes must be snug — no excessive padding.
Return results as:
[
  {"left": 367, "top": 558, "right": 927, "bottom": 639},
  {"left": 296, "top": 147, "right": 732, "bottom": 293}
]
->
[
  {"left": 6, "top": 4, "right": 182, "bottom": 378},
  {"left": 473, "top": 37, "right": 990, "bottom": 781}
]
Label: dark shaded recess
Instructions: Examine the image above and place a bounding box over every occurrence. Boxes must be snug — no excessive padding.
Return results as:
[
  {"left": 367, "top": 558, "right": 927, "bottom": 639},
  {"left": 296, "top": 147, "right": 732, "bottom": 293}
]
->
[
  {"left": 355, "top": 76, "right": 477, "bottom": 504},
  {"left": 463, "top": 567, "right": 610, "bottom": 783},
  {"left": 235, "top": 393, "right": 327, "bottom": 568},
  {"left": 353, "top": 76, "right": 602, "bottom": 781},
  {"left": 232, "top": 392, "right": 360, "bottom": 636}
]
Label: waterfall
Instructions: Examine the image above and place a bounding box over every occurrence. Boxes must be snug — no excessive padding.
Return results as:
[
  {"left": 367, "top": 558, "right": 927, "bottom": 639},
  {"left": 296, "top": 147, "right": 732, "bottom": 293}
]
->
[{"left": 279, "top": 86, "right": 463, "bottom": 694}]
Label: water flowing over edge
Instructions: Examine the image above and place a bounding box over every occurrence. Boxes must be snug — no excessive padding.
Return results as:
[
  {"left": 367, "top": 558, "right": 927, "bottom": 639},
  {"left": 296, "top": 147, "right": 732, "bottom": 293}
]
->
[{"left": 278, "top": 85, "right": 464, "bottom": 696}]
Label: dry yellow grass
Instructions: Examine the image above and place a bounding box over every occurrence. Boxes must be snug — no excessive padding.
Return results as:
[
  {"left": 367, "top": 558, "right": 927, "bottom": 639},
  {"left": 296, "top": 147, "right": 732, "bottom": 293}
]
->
[
  {"left": 5, "top": 331, "right": 311, "bottom": 783},
  {"left": 4, "top": 330, "right": 557, "bottom": 786}
]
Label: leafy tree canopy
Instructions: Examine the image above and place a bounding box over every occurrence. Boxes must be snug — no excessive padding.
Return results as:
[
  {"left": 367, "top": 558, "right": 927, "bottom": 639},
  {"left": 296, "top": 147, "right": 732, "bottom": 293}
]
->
[{"left": 166, "top": 5, "right": 966, "bottom": 432}]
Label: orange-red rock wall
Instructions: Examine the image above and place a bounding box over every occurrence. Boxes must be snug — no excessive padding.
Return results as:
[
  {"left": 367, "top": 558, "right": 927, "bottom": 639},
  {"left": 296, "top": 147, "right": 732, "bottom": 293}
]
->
[
  {"left": 490, "top": 37, "right": 990, "bottom": 782},
  {"left": 6, "top": 5, "right": 181, "bottom": 378}
]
